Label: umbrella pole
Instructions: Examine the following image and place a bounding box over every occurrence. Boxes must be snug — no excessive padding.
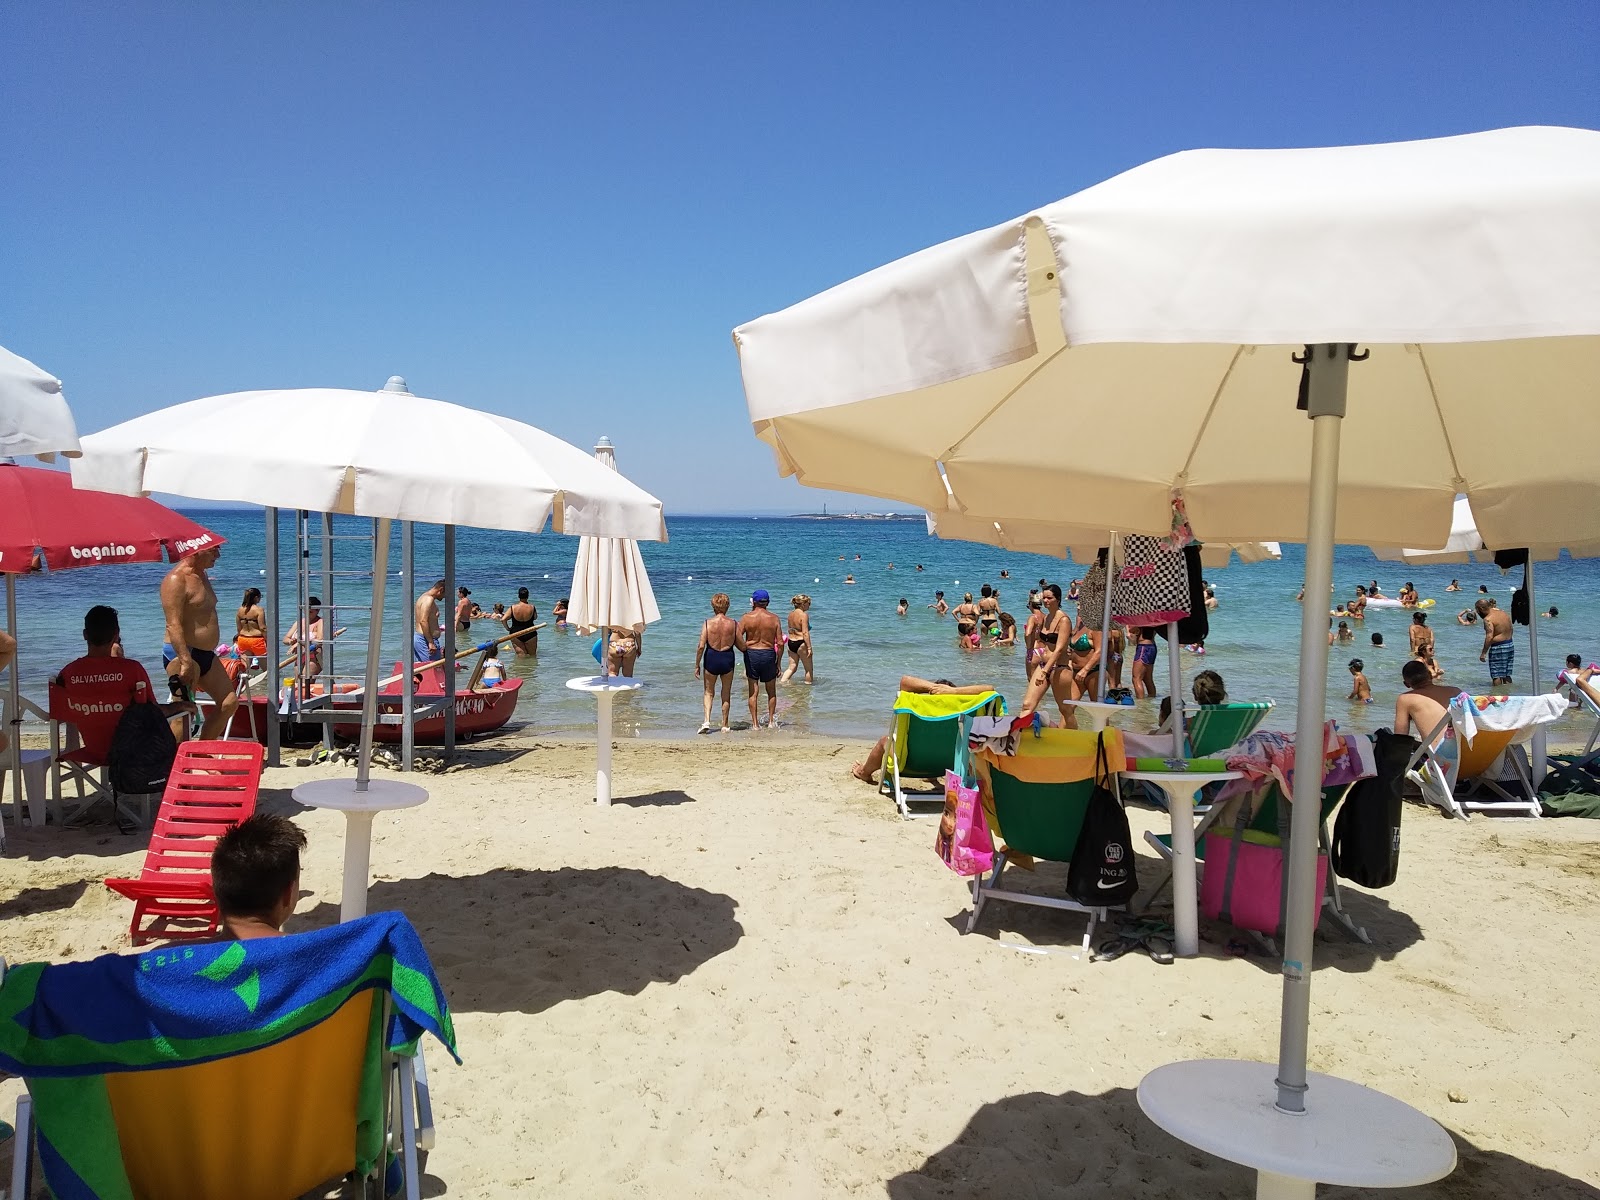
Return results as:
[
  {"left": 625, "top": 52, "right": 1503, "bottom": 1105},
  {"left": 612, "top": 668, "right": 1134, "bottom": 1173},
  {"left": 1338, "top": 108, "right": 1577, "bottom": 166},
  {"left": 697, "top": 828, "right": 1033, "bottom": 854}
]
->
[
  {"left": 1097, "top": 538, "right": 1116, "bottom": 699},
  {"left": 1527, "top": 559, "right": 1546, "bottom": 784},
  {"left": 443, "top": 524, "right": 456, "bottom": 758},
  {"left": 1166, "top": 621, "right": 1185, "bottom": 758},
  {"left": 356, "top": 518, "right": 392, "bottom": 792},
  {"left": 265, "top": 506, "right": 281, "bottom": 769},
  {"left": 401, "top": 522, "right": 415, "bottom": 772},
  {"left": 6, "top": 573, "right": 18, "bottom": 845},
  {"left": 1276, "top": 344, "right": 1349, "bottom": 1117}
]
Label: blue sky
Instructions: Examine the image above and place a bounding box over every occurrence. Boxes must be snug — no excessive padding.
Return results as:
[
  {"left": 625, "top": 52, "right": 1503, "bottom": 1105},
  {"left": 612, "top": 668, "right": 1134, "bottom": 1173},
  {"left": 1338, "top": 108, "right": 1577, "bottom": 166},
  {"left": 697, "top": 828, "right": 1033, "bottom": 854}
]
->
[{"left": 5, "top": 4, "right": 1596, "bottom": 513}]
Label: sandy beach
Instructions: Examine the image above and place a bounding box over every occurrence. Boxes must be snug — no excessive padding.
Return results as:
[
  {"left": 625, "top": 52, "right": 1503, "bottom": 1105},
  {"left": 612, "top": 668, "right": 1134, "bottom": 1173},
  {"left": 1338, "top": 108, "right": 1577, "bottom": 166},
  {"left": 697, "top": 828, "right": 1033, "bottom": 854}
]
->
[{"left": 2, "top": 733, "right": 1598, "bottom": 1197}]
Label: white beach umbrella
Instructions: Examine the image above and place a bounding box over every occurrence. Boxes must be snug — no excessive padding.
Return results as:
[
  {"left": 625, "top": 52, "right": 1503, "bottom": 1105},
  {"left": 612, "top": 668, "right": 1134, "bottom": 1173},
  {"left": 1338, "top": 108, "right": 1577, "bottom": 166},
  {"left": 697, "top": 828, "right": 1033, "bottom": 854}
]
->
[
  {"left": 71, "top": 378, "right": 667, "bottom": 794},
  {"left": 0, "top": 345, "right": 80, "bottom": 462},
  {"left": 569, "top": 437, "right": 663, "bottom": 645},
  {"left": 736, "top": 126, "right": 1600, "bottom": 1196},
  {"left": 566, "top": 437, "right": 662, "bottom": 805}
]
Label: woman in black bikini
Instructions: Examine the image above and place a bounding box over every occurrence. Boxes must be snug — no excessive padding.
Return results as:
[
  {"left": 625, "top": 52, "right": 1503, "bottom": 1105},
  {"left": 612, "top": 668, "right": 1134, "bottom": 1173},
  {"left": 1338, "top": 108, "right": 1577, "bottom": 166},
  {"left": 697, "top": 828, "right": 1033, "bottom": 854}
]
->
[
  {"left": 1016, "top": 583, "right": 1076, "bottom": 725},
  {"left": 695, "top": 592, "right": 738, "bottom": 733},
  {"left": 503, "top": 587, "right": 539, "bottom": 657},
  {"left": 780, "top": 594, "right": 814, "bottom": 684}
]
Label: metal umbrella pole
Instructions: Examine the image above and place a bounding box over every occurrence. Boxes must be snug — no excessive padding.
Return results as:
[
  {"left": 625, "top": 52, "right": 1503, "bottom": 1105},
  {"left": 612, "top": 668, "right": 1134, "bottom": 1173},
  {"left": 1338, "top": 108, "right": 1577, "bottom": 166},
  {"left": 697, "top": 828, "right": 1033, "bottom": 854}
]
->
[
  {"left": 1526, "top": 558, "right": 1546, "bottom": 783},
  {"left": 355, "top": 519, "right": 392, "bottom": 792},
  {"left": 264, "top": 506, "right": 281, "bottom": 768},
  {"left": 4, "top": 573, "right": 18, "bottom": 846},
  {"left": 1096, "top": 538, "right": 1116, "bottom": 699}
]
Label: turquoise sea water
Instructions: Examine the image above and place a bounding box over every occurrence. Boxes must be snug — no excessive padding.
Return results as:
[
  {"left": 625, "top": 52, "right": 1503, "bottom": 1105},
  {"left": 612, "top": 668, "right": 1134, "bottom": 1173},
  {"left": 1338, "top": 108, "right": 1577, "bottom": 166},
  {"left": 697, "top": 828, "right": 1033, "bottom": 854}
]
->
[{"left": 9, "top": 511, "right": 1600, "bottom": 745}]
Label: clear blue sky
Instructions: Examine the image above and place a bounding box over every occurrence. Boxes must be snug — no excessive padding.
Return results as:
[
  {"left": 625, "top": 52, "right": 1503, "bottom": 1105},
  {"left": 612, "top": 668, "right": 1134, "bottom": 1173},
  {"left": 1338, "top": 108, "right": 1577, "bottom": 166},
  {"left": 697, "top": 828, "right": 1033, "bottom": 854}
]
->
[{"left": 5, "top": 4, "right": 1596, "bottom": 513}]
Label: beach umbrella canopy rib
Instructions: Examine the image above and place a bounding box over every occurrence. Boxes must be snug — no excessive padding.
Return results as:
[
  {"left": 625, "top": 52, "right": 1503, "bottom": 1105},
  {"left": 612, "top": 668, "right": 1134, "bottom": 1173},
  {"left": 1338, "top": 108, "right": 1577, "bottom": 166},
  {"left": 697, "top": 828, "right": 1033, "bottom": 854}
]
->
[
  {"left": 0, "top": 345, "right": 80, "bottom": 463},
  {"left": 735, "top": 125, "right": 1600, "bottom": 1193}
]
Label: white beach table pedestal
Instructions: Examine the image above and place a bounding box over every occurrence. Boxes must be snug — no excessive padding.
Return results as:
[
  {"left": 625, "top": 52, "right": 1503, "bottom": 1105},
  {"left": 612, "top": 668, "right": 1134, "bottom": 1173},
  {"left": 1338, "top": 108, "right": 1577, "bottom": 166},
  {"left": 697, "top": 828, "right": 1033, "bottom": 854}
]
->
[
  {"left": 1139, "top": 1060, "right": 1456, "bottom": 1198},
  {"left": 1121, "top": 769, "right": 1240, "bottom": 958},
  {"left": 567, "top": 676, "right": 643, "bottom": 805},
  {"left": 1063, "top": 699, "right": 1124, "bottom": 732},
  {"left": 292, "top": 778, "right": 429, "bottom": 921}
]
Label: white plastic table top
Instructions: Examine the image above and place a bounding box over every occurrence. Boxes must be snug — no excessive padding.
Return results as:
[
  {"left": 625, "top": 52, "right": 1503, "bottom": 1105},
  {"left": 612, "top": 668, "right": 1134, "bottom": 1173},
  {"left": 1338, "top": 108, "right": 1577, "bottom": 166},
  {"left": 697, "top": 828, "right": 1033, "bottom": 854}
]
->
[
  {"left": 566, "top": 676, "right": 644, "bottom": 694},
  {"left": 292, "top": 777, "right": 430, "bottom": 813},
  {"left": 1139, "top": 1059, "right": 1457, "bottom": 1189},
  {"left": 1063, "top": 699, "right": 1125, "bottom": 730}
]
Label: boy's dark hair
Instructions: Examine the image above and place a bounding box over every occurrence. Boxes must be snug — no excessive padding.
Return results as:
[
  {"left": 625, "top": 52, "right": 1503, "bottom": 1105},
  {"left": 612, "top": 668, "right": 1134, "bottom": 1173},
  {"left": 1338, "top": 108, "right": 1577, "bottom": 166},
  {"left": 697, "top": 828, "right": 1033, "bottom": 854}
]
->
[
  {"left": 1349, "top": 658, "right": 1364, "bottom": 672},
  {"left": 1371, "top": 632, "right": 1384, "bottom": 646},
  {"left": 1567, "top": 654, "right": 1583, "bottom": 668},
  {"left": 211, "top": 814, "right": 307, "bottom": 918},
  {"left": 1401, "top": 660, "right": 1431, "bottom": 687},
  {"left": 1412, "top": 611, "right": 1428, "bottom": 625},
  {"left": 518, "top": 587, "right": 530, "bottom": 600},
  {"left": 1192, "top": 669, "right": 1226, "bottom": 706},
  {"left": 83, "top": 605, "right": 119, "bottom": 646}
]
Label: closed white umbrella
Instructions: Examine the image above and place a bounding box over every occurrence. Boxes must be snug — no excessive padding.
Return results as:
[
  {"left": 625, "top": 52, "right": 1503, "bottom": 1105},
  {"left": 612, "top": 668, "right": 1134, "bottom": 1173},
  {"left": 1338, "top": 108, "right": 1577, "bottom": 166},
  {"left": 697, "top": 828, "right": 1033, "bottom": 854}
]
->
[
  {"left": 737, "top": 126, "right": 1600, "bottom": 1196},
  {"left": 0, "top": 345, "right": 80, "bottom": 462},
  {"left": 566, "top": 437, "right": 662, "bottom": 805}
]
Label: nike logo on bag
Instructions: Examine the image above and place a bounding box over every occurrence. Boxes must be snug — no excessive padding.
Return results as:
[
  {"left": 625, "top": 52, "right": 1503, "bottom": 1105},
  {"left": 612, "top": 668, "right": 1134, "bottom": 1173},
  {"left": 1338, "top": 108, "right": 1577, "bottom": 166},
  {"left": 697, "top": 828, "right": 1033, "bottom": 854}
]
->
[{"left": 1096, "top": 878, "right": 1126, "bottom": 890}]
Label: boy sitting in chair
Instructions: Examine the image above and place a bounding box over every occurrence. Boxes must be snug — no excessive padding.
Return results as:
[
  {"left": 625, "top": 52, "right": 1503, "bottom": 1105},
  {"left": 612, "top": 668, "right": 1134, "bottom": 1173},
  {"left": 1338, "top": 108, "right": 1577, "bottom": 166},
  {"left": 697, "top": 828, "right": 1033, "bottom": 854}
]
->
[{"left": 211, "top": 813, "right": 308, "bottom": 940}]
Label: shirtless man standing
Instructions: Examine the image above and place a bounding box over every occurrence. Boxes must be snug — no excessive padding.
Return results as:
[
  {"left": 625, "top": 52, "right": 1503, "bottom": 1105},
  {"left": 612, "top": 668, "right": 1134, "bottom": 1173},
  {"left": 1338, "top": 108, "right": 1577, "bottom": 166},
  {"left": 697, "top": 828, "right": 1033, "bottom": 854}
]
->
[
  {"left": 1476, "top": 597, "right": 1515, "bottom": 686},
  {"left": 1394, "top": 659, "right": 1462, "bottom": 749},
  {"left": 415, "top": 579, "right": 447, "bottom": 664},
  {"left": 736, "top": 589, "right": 783, "bottom": 728},
  {"left": 161, "top": 545, "right": 237, "bottom": 740}
]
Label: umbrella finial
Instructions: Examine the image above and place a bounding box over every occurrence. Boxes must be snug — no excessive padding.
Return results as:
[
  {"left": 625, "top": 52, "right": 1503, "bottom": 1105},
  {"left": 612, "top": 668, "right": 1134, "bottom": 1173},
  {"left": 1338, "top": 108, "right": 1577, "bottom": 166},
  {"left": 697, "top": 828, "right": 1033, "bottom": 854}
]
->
[
  {"left": 595, "top": 435, "right": 613, "bottom": 450},
  {"left": 380, "top": 376, "right": 411, "bottom": 394}
]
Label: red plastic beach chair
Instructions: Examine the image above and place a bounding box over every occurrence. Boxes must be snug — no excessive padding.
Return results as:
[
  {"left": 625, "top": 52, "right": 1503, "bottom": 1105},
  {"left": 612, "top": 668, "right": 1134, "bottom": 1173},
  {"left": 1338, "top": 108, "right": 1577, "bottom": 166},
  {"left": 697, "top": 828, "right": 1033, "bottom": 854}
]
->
[{"left": 104, "top": 740, "right": 264, "bottom": 945}]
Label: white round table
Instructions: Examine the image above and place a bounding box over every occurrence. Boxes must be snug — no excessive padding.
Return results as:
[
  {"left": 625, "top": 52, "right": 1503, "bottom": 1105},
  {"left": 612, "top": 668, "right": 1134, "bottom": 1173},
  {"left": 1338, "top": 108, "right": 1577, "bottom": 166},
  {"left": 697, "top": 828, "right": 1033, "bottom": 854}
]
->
[
  {"left": 1063, "top": 699, "right": 1126, "bottom": 731},
  {"left": 1139, "top": 1059, "right": 1457, "bottom": 1198},
  {"left": 1121, "top": 769, "right": 1240, "bottom": 957},
  {"left": 566, "top": 676, "right": 643, "bottom": 805},
  {"left": 293, "top": 778, "right": 429, "bottom": 922}
]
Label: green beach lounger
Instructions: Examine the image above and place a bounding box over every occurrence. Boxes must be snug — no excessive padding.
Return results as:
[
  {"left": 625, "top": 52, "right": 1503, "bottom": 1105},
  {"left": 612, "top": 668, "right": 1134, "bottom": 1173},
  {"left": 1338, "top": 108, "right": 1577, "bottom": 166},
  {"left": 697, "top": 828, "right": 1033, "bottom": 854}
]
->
[
  {"left": 880, "top": 689, "right": 1005, "bottom": 819},
  {"left": 1183, "top": 701, "right": 1275, "bottom": 757}
]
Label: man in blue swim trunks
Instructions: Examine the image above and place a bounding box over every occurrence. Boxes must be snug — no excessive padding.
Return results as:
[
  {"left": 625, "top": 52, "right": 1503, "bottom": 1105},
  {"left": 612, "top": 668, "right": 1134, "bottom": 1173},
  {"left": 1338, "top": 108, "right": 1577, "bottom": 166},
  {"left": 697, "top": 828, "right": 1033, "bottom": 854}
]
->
[
  {"left": 1476, "top": 597, "right": 1515, "bottom": 686},
  {"left": 736, "top": 589, "right": 784, "bottom": 728},
  {"left": 414, "top": 579, "right": 447, "bottom": 664}
]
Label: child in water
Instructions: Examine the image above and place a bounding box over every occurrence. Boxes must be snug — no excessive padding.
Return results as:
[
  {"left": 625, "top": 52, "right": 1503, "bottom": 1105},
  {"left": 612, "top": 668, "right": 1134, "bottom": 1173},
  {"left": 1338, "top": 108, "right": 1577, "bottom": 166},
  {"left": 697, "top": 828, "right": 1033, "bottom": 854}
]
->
[{"left": 1348, "top": 658, "right": 1372, "bottom": 703}]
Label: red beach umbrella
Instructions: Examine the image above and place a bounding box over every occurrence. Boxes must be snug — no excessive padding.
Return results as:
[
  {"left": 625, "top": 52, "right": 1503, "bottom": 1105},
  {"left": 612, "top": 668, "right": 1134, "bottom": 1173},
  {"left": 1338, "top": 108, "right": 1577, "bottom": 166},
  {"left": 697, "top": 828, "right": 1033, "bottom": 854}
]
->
[{"left": 0, "top": 464, "right": 223, "bottom": 574}]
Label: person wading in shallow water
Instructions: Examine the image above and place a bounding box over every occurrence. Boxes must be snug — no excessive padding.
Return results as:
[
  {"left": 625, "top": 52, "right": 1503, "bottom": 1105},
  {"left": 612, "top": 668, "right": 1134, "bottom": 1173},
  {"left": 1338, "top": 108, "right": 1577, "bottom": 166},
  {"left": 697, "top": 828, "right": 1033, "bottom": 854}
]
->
[{"left": 736, "top": 589, "right": 783, "bottom": 728}]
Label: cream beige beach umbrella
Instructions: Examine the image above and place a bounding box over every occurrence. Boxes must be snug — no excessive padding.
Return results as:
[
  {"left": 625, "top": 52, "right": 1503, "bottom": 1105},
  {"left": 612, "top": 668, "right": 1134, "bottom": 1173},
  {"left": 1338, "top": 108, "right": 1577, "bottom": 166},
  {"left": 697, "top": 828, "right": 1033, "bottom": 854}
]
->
[
  {"left": 566, "top": 437, "right": 663, "bottom": 805},
  {"left": 736, "top": 126, "right": 1600, "bottom": 1197},
  {"left": 0, "top": 345, "right": 79, "bottom": 462}
]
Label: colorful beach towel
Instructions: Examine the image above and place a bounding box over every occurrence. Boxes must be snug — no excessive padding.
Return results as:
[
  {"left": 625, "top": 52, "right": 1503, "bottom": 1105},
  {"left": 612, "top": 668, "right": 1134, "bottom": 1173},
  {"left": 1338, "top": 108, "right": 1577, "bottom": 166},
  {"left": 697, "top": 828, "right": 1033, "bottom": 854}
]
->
[
  {"left": 1221, "top": 724, "right": 1372, "bottom": 797},
  {"left": 0, "top": 911, "right": 458, "bottom": 1199},
  {"left": 1450, "top": 692, "right": 1567, "bottom": 745}
]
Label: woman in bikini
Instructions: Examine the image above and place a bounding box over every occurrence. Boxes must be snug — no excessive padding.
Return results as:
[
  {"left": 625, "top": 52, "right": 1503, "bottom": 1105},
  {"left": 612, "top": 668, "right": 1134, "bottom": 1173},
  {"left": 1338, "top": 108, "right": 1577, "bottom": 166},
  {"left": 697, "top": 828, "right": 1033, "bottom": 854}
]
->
[
  {"left": 454, "top": 587, "right": 474, "bottom": 634},
  {"left": 235, "top": 587, "right": 268, "bottom": 661},
  {"left": 780, "top": 594, "right": 814, "bottom": 684},
  {"left": 695, "top": 592, "right": 738, "bottom": 733},
  {"left": 1023, "top": 597, "right": 1047, "bottom": 677},
  {"left": 503, "top": 587, "right": 539, "bottom": 657},
  {"left": 607, "top": 626, "right": 641, "bottom": 676},
  {"left": 1015, "top": 583, "right": 1076, "bottom": 725},
  {"left": 1064, "top": 618, "right": 1103, "bottom": 701},
  {"left": 553, "top": 597, "right": 569, "bottom": 629},
  {"left": 1131, "top": 626, "right": 1158, "bottom": 699}
]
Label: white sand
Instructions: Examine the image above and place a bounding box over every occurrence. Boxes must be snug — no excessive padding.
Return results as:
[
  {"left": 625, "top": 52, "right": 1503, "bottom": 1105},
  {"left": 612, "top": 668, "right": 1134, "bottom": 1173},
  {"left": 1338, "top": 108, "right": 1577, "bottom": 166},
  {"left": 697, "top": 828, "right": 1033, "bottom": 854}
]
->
[{"left": 2, "top": 735, "right": 1598, "bottom": 1197}]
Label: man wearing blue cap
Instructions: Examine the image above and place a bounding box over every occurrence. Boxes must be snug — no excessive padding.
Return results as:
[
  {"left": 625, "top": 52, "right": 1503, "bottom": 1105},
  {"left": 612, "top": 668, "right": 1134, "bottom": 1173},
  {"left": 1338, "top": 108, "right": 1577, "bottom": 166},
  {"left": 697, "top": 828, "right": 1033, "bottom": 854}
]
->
[{"left": 736, "top": 589, "right": 784, "bottom": 728}]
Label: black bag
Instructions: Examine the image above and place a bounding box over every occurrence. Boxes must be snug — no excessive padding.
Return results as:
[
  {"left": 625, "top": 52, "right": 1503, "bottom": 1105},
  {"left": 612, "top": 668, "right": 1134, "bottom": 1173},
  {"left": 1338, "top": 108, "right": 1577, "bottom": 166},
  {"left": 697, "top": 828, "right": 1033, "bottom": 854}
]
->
[
  {"left": 1330, "top": 728, "right": 1415, "bottom": 889},
  {"left": 1067, "top": 735, "right": 1138, "bottom": 906},
  {"left": 108, "top": 700, "right": 178, "bottom": 797}
]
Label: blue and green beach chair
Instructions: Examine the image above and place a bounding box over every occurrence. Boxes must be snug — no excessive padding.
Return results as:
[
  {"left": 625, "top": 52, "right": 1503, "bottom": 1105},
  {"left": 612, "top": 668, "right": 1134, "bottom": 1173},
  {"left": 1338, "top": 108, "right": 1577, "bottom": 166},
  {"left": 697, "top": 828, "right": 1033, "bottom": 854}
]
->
[
  {"left": 1, "top": 911, "right": 458, "bottom": 1200},
  {"left": 966, "top": 728, "right": 1127, "bottom": 953},
  {"left": 1177, "top": 701, "right": 1276, "bottom": 758},
  {"left": 879, "top": 689, "right": 1005, "bottom": 819}
]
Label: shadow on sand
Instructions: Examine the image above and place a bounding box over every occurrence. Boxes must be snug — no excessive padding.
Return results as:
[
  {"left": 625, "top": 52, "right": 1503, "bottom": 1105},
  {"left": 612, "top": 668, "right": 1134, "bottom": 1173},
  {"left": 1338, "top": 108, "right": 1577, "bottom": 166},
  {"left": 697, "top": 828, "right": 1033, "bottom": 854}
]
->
[
  {"left": 297, "top": 865, "right": 742, "bottom": 1015},
  {"left": 886, "top": 1086, "right": 1598, "bottom": 1199}
]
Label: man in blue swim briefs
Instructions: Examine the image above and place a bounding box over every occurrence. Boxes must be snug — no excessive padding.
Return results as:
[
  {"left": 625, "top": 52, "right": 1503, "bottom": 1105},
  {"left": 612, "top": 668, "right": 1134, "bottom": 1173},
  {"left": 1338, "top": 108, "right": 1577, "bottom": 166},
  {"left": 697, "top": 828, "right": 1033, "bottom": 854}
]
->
[
  {"left": 414, "top": 578, "right": 447, "bottom": 664},
  {"left": 736, "top": 589, "right": 784, "bottom": 728},
  {"left": 160, "top": 542, "right": 238, "bottom": 740}
]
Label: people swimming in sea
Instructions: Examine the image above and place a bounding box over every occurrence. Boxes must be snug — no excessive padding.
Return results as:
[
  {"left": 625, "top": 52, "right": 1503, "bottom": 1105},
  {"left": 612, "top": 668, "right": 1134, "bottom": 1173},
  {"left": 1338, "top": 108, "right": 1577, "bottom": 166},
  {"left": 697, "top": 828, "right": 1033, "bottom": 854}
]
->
[
  {"left": 1446, "top": 579, "right": 1462, "bottom": 592},
  {"left": 553, "top": 597, "right": 569, "bottom": 628},
  {"left": 928, "top": 590, "right": 948, "bottom": 615},
  {"left": 1348, "top": 658, "right": 1372, "bottom": 703},
  {"left": 1457, "top": 607, "right": 1478, "bottom": 625},
  {"left": 1371, "top": 631, "right": 1385, "bottom": 647},
  {"left": 953, "top": 592, "right": 980, "bottom": 641},
  {"left": 1066, "top": 579, "right": 1080, "bottom": 602},
  {"left": 1337, "top": 620, "right": 1354, "bottom": 643},
  {"left": 695, "top": 592, "right": 738, "bottom": 733},
  {"left": 1542, "top": 605, "right": 1560, "bottom": 618},
  {"left": 1399, "top": 581, "right": 1419, "bottom": 608},
  {"left": 977, "top": 584, "right": 1001, "bottom": 636},
  {"left": 994, "top": 612, "right": 1017, "bottom": 647},
  {"left": 844, "top": 574, "right": 856, "bottom": 585},
  {"left": 896, "top": 598, "right": 908, "bottom": 616}
]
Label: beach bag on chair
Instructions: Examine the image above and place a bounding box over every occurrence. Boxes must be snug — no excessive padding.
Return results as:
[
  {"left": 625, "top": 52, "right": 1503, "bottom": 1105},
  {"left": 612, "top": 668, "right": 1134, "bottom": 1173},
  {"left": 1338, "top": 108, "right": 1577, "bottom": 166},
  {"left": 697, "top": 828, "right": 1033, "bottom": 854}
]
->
[
  {"left": 108, "top": 700, "right": 178, "bottom": 797},
  {"left": 1067, "top": 735, "right": 1138, "bottom": 905},
  {"left": 1202, "top": 797, "right": 1327, "bottom": 937},
  {"left": 935, "top": 770, "right": 993, "bottom": 876}
]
